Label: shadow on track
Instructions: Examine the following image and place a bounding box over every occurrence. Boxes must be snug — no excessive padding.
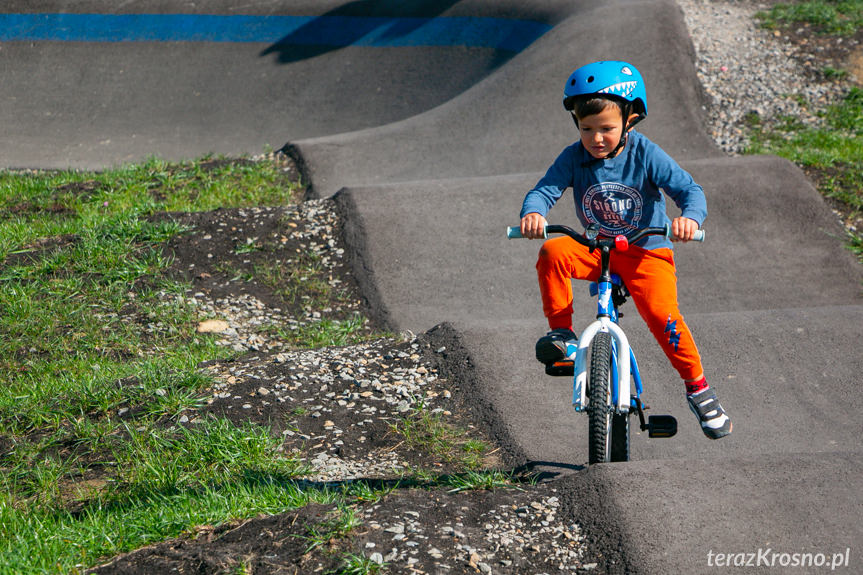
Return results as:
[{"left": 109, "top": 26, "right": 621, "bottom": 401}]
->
[
  {"left": 260, "top": 0, "right": 461, "bottom": 63},
  {"left": 515, "top": 461, "right": 587, "bottom": 482}
]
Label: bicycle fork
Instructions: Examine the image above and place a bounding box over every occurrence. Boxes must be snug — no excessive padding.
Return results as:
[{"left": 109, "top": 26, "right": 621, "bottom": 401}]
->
[
  {"left": 572, "top": 317, "right": 678, "bottom": 438},
  {"left": 572, "top": 317, "right": 631, "bottom": 413}
]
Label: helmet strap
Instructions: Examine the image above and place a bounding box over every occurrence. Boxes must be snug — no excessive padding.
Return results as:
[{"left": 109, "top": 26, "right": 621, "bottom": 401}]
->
[
  {"left": 602, "top": 104, "right": 637, "bottom": 160},
  {"left": 605, "top": 132, "right": 628, "bottom": 160},
  {"left": 574, "top": 100, "right": 645, "bottom": 162},
  {"left": 578, "top": 121, "right": 629, "bottom": 166}
]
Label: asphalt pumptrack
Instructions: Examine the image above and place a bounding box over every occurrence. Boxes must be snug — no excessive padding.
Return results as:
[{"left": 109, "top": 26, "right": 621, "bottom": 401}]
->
[{"left": 3, "top": 1, "right": 862, "bottom": 572}]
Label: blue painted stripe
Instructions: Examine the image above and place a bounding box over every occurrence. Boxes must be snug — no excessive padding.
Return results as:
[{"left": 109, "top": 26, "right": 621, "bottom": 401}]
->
[{"left": 0, "top": 13, "right": 550, "bottom": 51}]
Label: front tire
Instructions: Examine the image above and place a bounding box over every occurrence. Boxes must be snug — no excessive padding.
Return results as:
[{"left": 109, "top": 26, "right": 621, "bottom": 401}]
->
[{"left": 588, "top": 332, "right": 613, "bottom": 464}]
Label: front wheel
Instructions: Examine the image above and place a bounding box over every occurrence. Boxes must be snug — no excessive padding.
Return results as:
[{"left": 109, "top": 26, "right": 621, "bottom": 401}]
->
[
  {"left": 587, "top": 332, "right": 613, "bottom": 464},
  {"left": 588, "top": 332, "right": 631, "bottom": 463}
]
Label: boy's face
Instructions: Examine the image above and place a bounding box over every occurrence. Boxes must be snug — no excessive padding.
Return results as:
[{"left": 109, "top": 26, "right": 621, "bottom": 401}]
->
[{"left": 577, "top": 106, "right": 637, "bottom": 159}]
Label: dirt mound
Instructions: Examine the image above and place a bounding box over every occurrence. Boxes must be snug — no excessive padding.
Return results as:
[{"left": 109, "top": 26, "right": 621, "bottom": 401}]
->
[{"left": 85, "top": 191, "right": 598, "bottom": 574}]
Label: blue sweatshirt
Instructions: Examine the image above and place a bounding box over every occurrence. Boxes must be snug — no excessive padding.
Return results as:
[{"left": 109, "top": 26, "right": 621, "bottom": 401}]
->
[{"left": 520, "top": 131, "right": 707, "bottom": 250}]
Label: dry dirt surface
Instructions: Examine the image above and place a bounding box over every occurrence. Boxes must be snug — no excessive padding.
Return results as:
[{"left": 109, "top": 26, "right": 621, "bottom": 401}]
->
[{"left": 90, "top": 487, "right": 593, "bottom": 575}]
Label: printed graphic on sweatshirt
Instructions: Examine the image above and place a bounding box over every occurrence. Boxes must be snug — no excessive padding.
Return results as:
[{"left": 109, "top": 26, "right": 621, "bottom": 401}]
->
[{"left": 582, "top": 182, "right": 643, "bottom": 234}]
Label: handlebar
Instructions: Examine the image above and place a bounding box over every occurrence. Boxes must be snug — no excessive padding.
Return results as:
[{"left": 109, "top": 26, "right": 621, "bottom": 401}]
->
[{"left": 506, "top": 223, "right": 704, "bottom": 246}]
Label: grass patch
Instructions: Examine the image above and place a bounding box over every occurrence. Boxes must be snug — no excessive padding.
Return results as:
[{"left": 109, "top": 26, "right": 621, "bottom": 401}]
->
[
  {"left": 277, "top": 316, "right": 375, "bottom": 349},
  {"left": 0, "top": 156, "right": 296, "bottom": 260},
  {"left": 757, "top": 0, "right": 863, "bottom": 35},
  {"left": 337, "top": 552, "right": 388, "bottom": 575},
  {"left": 750, "top": 2, "right": 863, "bottom": 259},
  {"left": 746, "top": 85, "right": 863, "bottom": 260},
  {"left": 0, "top": 155, "right": 364, "bottom": 573},
  {"left": 300, "top": 506, "right": 362, "bottom": 553},
  {"left": 391, "top": 404, "right": 495, "bottom": 471},
  {"left": 0, "top": 469, "right": 346, "bottom": 574},
  {"left": 442, "top": 469, "right": 518, "bottom": 492},
  {"left": 215, "top": 250, "right": 356, "bottom": 317},
  {"left": 0, "top": 155, "right": 299, "bottom": 435}
]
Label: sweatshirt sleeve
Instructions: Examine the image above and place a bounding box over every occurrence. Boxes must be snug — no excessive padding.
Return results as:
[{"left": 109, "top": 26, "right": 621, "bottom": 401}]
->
[
  {"left": 644, "top": 140, "right": 707, "bottom": 226},
  {"left": 520, "top": 145, "right": 575, "bottom": 219}
]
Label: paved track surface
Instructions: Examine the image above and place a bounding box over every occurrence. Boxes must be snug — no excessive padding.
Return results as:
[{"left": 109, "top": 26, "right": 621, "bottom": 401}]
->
[
  {"left": 5, "top": 1, "right": 862, "bottom": 572},
  {"left": 2, "top": 0, "right": 563, "bottom": 169}
]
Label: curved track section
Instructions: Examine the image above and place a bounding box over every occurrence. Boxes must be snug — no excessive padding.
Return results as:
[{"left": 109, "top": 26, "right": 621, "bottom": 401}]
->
[
  {"left": 0, "top": 0, "right": 562, "bottom": 169},
  {"left": 5, "top": 1, "right": 862, "bottom": 572},
  {"left": 297, "top": 0, "right": 717, "bottom": 197}
]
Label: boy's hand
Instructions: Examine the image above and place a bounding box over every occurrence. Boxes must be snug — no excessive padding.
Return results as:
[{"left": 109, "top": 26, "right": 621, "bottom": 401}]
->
[
  {"left": 671, "top": 216, "right": 700, "bottom": 242},
  {"left": 520, "top": 213, "right": 548, "bottom": 239}
]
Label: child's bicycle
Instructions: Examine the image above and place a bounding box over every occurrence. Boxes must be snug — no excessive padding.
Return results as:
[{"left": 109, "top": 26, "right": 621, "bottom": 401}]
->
[{"left": 507, "top": 222, "right": 704, "bottom": 464}]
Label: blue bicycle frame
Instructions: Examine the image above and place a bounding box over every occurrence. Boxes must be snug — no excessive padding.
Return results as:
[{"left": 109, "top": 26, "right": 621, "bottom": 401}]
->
[
  {"left": 507, "top": 221, "right": 702, "bottom": 426},
  {"left": 572, "top": 275, "right": 643, "bottom": 414}
]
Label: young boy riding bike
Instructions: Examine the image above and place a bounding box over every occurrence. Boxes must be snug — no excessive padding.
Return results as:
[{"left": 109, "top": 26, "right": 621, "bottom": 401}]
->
[{"left": 519, "top": 60, "right": 731, "bottom": 439}]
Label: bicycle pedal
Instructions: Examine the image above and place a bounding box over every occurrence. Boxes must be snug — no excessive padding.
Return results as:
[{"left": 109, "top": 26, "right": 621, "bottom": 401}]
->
[
  {"left": 545, "top": 360, "right": 574, "bottom": 377},
  {"left": 647, "top": 414, "right": 678, "bottom": 438}
]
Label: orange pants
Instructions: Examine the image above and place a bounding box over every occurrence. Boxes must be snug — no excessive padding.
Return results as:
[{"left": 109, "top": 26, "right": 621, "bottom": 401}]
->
[{"left": 537, "top": 236, "right": 703, "bottom": 381}]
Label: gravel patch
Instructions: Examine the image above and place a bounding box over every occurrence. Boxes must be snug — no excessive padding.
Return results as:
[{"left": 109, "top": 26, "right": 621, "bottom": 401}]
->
[
  {"left": 350, "top": 489, "right": 589, "bottom": 574},
  {"left": 196, "top": 332, "right": 465, "bottom": 482},
  {"left": 92, "top": 487, "right": 594, "bottom": 575},
  {"left": 677, "top": 0, "right": 853, "bottom": 154}
]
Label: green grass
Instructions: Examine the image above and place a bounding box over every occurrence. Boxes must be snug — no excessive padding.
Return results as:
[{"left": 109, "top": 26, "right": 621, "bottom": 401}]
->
[
  {"left": 0, "top": 157, "right": 295, "bottom": 259},
  {"left": 336, "top": 552, "right": 387, "bottom": 575},
  {"left": 443, "top": 469, "right": 518, "bottom": 492},
  {"left": 392, "top": 404, "right": 495, "bottom": 471},
  {"left": 746, "top": 87, "right": 863, "bottom": 259},
  {"left": 746, "top": 3, "right": 863, "bottom": 260},
  {"left": 757, "top": 0, "right": 863, "bottom": 35},
  {"left": 301, "top": 506, "right": 362, "bottom": 553},
  {"left": 0, "top": 469, "right": 342, "bottom": 574},
  {"left": 277, "top": 316, "right": 374, "bottom": 349},
  {"left": 0, "top": 156, "right": 355, "bottom": 573}
]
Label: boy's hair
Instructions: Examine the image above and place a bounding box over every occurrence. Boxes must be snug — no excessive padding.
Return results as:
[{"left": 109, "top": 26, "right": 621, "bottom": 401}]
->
[{"left": 570, "top": 95, "right": 628, "bottom": 122}]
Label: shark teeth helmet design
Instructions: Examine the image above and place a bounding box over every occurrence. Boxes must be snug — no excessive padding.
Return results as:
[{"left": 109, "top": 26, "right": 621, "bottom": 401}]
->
[
  {"left": 598, "top": 80, "right": 637, "bottom": 99},
  {"left": 562, "top": 60, "right": 647, "bottom": 120}
]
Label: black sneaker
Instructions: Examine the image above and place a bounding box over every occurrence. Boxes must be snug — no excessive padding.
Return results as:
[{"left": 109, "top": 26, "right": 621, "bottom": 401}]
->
[
  {"left": 687, "top": 387, "right": 732, "bottom": 439},
  {"left": 535, "top": 328, "right": 578, "bottom": 365}
]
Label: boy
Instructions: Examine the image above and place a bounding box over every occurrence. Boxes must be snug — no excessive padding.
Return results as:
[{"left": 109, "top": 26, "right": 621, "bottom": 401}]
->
[{"left": 519, "top": 61, "right": 731, "bottom": 439}]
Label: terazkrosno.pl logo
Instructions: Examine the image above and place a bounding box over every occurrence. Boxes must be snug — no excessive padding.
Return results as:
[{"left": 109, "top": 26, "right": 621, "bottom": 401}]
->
[{"left": 707, "top": 548, "right": 851, "bottom": 570}]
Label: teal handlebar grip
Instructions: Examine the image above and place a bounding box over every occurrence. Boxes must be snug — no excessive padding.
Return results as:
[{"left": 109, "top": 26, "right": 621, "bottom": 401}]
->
[
  {"left": 664, "top": 223, "right": 705, "bottom": 242},
  {"left": 506, "top": 225, "right": 547, "bottom": 239}
]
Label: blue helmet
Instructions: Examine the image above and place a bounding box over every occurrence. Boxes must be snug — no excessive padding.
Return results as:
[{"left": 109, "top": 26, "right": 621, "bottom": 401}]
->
[{"left": 562, "top": 61, "right": 648, "bottom": 121}]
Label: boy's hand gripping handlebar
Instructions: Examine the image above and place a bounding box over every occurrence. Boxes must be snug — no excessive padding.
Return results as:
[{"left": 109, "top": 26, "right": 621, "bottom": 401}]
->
[{"left": 506, "top": 223, "right": 704, "bottom": 244}]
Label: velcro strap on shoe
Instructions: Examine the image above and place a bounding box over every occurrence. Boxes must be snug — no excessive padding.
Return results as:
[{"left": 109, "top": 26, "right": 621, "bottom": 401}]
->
[{"left": 691, "top": 390, "right": 724, "bottom": 419}]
